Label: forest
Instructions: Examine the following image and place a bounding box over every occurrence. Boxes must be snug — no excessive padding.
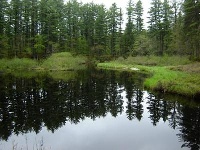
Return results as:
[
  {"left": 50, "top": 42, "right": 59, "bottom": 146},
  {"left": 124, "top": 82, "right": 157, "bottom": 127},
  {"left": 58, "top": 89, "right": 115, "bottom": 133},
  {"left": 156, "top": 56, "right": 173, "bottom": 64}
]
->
[{"left": 0, "top": 0, "right": 199, "bottom": 60}]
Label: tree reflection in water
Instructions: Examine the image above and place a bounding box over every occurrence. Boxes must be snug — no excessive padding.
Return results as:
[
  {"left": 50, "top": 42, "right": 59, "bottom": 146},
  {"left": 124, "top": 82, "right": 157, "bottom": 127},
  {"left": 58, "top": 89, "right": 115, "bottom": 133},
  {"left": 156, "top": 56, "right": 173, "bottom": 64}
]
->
[{"left": 0, "top": 69, "right": 199, "bottom": 149}]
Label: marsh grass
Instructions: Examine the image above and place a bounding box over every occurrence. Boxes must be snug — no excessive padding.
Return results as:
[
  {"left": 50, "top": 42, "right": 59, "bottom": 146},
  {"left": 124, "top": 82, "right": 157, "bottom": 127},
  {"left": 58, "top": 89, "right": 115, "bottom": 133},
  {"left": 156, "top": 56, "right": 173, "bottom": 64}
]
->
[
  {"left": 116, "top": 55, "right": 191, "bottom": 66},
  {"left": 170, "top": 62, "right": 200, "bottom": 73},
  {"left": 0, "top": 52, "right": 87, "bottom": 72},
  {"left": 0, "top": 58, "right": 38, "bottom": 71},
  {"left": 11, "top": 137, "right": 51, "bottom": 150},
  {"left": 98, "top": 55, "right": 200, "bottom": 98},
  {"left": 140, "top": 66, "right": 200, "bottom": 97}
]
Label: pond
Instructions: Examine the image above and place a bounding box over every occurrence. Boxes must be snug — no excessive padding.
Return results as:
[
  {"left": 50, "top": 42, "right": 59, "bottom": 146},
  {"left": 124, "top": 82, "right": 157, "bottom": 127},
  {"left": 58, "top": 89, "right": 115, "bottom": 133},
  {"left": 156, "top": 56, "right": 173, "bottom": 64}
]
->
[{"left": 0, "top": 69, "right": 200, "bottom": 150}]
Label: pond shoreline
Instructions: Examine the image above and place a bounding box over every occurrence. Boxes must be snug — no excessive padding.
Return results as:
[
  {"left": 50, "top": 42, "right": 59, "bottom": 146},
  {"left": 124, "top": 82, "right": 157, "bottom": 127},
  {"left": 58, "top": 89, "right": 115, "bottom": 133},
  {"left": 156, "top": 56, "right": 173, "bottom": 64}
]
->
[
  {"left": 97, "top": 62, "right": 200, "bottom": 100},
  {"left": 1, "top": 53, "right": 200, "bottom": 100}
]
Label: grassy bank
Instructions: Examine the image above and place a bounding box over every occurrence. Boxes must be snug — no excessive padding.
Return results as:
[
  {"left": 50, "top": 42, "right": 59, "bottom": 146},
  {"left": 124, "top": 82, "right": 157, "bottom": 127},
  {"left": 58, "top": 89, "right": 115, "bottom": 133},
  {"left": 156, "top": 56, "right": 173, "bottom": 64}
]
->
[
  {"left": 97, "top": 56, "right": 200, "bottom": 98},
  {"left": 0, "top": 52, "right": 86, "bottom": 72},
  {"left": 0, "top": 58, "right": 38, "bottom": 71},
  {"left": 40, "top": 52, "right": 86, "bottom": 71}
]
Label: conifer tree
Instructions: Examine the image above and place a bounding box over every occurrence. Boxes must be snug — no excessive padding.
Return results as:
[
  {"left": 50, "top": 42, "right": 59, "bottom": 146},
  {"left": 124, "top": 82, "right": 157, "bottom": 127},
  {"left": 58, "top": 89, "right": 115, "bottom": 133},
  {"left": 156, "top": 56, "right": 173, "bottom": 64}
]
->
[
  {"left": 107, "top": 3, "right": 121, "bottom": 57},
  {"left": 135, "top": 0, "right": 143, "bottom": 33},
  {"left": 0, "top": 0, "right": 9, "bottom": 57},
  {"left": 122, "top": 0, "right": 135, "bottom": 56},
  {"left": 183, "top": 0, "right": 200, "bottom": 60}
]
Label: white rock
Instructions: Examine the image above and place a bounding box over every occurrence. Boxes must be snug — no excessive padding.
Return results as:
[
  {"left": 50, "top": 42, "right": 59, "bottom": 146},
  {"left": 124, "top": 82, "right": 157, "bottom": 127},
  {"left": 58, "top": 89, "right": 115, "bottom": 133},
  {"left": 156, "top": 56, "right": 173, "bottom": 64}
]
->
[{"left": 130, "top": 67, "right": 140, "bottom": 71}]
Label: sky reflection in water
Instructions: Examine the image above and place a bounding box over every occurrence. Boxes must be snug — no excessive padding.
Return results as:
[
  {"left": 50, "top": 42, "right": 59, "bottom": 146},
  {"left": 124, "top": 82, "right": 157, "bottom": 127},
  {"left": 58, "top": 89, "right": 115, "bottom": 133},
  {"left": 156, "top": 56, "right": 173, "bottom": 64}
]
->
[{"left": 0, "top": 69, "right": 199, "bottom": 150}]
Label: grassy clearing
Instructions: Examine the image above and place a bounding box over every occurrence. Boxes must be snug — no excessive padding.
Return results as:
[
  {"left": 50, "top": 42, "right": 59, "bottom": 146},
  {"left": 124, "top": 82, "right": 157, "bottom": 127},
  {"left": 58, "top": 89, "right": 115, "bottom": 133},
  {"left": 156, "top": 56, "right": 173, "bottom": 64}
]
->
[{"left": 97, "top": 56, "right": 200, "bottom": 98}]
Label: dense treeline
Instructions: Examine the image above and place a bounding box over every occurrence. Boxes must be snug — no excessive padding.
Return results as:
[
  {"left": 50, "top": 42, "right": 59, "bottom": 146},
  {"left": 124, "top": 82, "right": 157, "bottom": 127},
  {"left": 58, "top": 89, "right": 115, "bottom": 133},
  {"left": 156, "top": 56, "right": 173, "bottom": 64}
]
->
[{"left": 0, "top": 0, "right": 199, "bottom": 60}]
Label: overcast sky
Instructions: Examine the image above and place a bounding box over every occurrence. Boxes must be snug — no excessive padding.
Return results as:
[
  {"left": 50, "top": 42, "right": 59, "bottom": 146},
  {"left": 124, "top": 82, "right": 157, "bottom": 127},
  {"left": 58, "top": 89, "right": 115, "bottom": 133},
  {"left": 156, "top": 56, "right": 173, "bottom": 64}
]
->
[{"left": 71, "top": 0, "right": 151, "bottom": 28}]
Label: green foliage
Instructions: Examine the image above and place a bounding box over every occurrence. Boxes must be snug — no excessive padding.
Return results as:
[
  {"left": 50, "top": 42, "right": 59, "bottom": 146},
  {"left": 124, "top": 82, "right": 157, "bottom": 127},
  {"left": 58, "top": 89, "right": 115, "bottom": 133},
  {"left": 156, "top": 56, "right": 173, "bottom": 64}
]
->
[
  {"left": 107, "top": 3, "right": 122, "bottom": 57},
  {"left": 0, "top": 0, "right": 198, "bottom": 60},
  {"left": 148, "top": 0, "right": 173, "bottom": 55},
  {"left": 135, "top": 0, "right": 144, "bottom": 32},
  {"left": 133, "top": 31, "right": 151, "bottom": 56},
  {"left": 183, "top": 0, "right": 200, "bottom": 59},
  {"left": 34, "top": 35, "right": 45, "bottom": 59},
  {"left": 76, "top": 37, "right": 89, "bottom": 54},
  {"left": 122, "top": 0, "right": 135, "bottom": 56}
]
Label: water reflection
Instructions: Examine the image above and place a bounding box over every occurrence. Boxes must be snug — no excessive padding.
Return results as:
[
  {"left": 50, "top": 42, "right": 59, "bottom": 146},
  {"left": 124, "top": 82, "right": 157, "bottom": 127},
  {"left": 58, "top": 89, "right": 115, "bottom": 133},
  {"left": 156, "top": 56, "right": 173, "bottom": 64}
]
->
[{"left": 0, "top": 69, "right": 200, "bottom": 149}]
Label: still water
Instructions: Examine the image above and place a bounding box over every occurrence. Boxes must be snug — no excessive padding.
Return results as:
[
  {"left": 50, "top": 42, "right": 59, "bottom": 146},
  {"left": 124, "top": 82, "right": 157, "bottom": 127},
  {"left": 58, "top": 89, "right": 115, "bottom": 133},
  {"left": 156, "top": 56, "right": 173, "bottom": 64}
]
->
[{"left": 0, "top": 69, "right": 199, "bottom": 150}]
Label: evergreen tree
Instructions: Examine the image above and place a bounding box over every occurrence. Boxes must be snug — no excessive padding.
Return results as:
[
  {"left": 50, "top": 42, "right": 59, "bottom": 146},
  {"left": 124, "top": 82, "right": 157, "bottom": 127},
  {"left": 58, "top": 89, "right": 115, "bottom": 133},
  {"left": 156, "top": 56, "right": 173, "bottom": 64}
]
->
[
  {"left": 10, "top": 0, "right": 23, "bottom": 56},
  {"left": 107, "top": 3, "right": 121, "bottom": 57},
  {"left": 122, "top": 0, "right": 135, "bottom": 56},
  {"left": 0, "top": 0, "right": 9, "bottom": 57},
  {"left": 65, "top": 0, "right": 80, "bottom": 52},
  {"left": 21, "top": 0, "right": 31, "bottom": 53},
  {"left": 161, "top": 0, "right": 173, "bottom": 52},
  {"left": 135, "top": 0, "right": 143, "bottom": 33},
  {"left": 30, "top": 0, "right": 38, "bottom": 58},
  {"left": 93, "top": 4, "right": 108, "bottom": 56},
  {"left": 183, "top": 0, "right": 200, "bottom": 60},
  {"left": 118, "top": 8, "right": 123, "bottom": 56},
  {"left": 169, "top": 1, "right": 185, "bottom": 55},
  {"left": 148, "top": 0, "right": 163, "bottom": 55},
  {"left": 148, "top": 0, "right": 173, "bottom": 55},
  {"left": 38, "top": 0, "right": 49, "bottom": 55}
]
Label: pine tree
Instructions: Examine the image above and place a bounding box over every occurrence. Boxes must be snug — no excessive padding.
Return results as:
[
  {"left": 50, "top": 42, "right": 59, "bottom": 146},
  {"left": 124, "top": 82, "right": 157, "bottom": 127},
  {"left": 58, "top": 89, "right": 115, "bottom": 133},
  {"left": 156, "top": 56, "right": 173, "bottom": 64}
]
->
[
  {"left": 118, "top": 8, "right": 123, "bottom": 56},
  {"left": 93, "top": 4, "right": 108, "bottom": 56},
  {"left": 135, "top": 0, "right": 143, "bottom": 33},
  {"left": 10, "top": 0, "right": 23, "bottom": 56},
  {"left": 168, "top": 0, "right": 184, "bottom": 55},
  {"left": 161, "top": 0, "right": 173, "bottom": 52},
  {"left": 0, "top": 0, "right": 9, "bottom": 57},
  {"left": 148, "top": 0, "right": 173, "bottom": 55},
  {"left": 107, "top": 3, "right": 121, "bottom": 57},
  {"left": 21, "top": 0, "right": 31, "bottom": 53},
  {"left": 122, "top": 0, "right": 135, "bottom": 56},
  {"left": 183, "top": 0, "right": 200, "bottom": 60},
  {"left": 65, "top": 0, "right": 80, "bottom": 52}
]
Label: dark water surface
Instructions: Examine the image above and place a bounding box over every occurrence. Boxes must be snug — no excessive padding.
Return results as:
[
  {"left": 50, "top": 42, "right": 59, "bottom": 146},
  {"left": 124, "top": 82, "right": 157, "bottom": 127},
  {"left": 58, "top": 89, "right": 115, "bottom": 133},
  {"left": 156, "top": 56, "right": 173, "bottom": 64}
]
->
[{"left": 0, "top": 69, "right": 199, "bottom": 150}]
